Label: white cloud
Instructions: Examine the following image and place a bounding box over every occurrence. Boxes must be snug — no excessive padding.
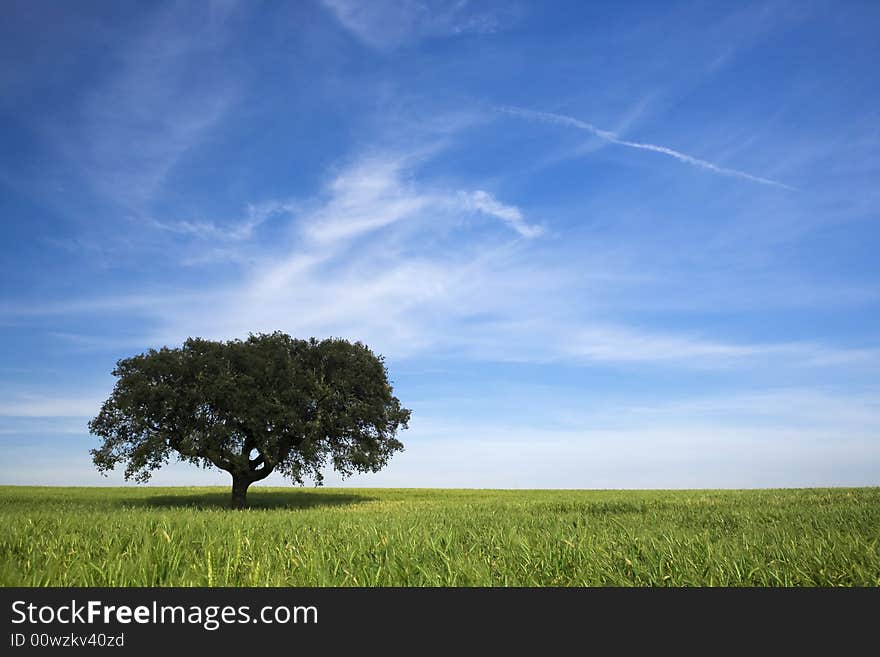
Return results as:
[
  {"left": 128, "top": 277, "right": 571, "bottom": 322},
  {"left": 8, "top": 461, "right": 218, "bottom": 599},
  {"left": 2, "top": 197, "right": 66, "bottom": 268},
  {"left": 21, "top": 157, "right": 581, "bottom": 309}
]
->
[
  {"left": 147, "top": 201, "right": 298, "bottom": 242},
  {"left": 460, "top": 190, "right": 543, "bottom": 238},
  {"left": 301, "top": 155, "right": 435, "bottom": 244},
  {"left": 293, "top": 152, "right": 542, "bottom": 245}
]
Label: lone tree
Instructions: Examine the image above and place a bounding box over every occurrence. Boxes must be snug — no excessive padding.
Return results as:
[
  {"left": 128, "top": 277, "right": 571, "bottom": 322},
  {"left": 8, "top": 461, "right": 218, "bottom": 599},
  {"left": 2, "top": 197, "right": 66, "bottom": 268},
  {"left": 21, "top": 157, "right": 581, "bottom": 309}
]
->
[{"left": 89, "top": 332, "right": 410, "bottom": 508}]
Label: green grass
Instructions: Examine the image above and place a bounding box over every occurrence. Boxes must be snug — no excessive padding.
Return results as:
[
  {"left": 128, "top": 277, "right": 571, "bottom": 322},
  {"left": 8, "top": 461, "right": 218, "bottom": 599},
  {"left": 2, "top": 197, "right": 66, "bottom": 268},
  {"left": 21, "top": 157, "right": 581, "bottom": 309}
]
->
[{"left": 1, "top": 486, "right": 878, "bottom": 586}]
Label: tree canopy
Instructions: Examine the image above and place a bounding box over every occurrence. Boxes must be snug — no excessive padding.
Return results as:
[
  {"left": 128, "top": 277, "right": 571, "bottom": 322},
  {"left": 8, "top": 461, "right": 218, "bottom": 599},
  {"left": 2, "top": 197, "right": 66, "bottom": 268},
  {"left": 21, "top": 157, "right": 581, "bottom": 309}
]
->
[{"left": 89, "top": 332, "right": 410, "bottom": 507}]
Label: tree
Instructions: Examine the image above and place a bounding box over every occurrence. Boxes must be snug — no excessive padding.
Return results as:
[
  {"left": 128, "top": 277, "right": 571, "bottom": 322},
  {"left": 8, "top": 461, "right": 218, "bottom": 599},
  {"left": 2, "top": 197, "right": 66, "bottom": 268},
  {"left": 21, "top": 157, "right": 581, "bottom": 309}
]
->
[{"left": 89, "top": 332, "right": 410, "bottom": 508}]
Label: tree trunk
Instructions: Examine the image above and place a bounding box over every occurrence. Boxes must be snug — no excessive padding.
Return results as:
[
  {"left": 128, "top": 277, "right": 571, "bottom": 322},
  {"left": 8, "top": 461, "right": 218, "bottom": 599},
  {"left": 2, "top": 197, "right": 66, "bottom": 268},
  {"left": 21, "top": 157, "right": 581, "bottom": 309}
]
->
[{"left": 231, "top": 475, "right": 250, "bottom": 509}]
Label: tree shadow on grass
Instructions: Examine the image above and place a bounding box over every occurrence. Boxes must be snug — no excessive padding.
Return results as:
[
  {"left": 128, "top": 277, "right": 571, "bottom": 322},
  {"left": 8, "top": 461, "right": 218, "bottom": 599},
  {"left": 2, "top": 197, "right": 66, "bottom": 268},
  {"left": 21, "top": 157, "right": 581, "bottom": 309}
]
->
[{"left": 134, "top": 491, "right": 374, "bottom": 511}]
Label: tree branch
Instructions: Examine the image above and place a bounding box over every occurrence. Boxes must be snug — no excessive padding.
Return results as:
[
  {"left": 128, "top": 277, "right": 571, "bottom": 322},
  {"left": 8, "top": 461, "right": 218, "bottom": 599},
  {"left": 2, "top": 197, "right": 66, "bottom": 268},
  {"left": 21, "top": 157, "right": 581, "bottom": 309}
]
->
[{"left": 249, "top": 462, "right": 274, "bottom": 483}]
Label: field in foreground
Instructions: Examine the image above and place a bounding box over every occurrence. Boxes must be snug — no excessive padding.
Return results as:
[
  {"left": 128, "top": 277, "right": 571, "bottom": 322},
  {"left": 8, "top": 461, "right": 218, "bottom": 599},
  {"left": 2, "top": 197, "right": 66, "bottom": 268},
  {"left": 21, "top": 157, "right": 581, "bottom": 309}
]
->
[{"left": 1, "top": 486, "right": 878, "bottom": 586}]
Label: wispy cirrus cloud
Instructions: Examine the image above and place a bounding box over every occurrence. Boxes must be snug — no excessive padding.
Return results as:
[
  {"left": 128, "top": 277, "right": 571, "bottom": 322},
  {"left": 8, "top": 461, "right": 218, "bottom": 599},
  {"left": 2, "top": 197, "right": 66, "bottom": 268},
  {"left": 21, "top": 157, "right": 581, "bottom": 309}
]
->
[
  {"left": 460, "top": 190, "right": 544, "bottom": 238},
  {"left": 498, "top": 105, "right": 796, "bottom": 190},
  {"left": 300, "top": 154, "right": 434, "bottom": 244},
  {"left": 147, "top": 201, "right": 298, "bottom": 242},
  {"left": 50, "top": 3, "right": 243, "bottom": 213},
  {"left": 9, "top": 148, "right": 873, "bottom": 375},
  {"left": 321, "top": 0, "right": 512, "bottom": 49},
  {"left": 296, "top": 151, "right": 543, "bottom": 245}
]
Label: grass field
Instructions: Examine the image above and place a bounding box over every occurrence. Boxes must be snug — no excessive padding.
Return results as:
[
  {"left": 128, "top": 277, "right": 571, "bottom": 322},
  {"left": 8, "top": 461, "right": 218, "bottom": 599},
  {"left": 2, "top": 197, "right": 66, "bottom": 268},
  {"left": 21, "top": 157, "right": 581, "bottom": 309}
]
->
[{"left": 1, "top": 486, "right": 878, "bottom": 586}]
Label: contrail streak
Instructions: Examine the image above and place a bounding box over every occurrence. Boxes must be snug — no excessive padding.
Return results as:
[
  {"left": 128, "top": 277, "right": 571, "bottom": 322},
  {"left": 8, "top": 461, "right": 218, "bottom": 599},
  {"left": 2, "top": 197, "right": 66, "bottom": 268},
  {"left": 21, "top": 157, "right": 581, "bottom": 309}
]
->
[{"left": 497, "top": 105, "right": 795, "bottom": 190}]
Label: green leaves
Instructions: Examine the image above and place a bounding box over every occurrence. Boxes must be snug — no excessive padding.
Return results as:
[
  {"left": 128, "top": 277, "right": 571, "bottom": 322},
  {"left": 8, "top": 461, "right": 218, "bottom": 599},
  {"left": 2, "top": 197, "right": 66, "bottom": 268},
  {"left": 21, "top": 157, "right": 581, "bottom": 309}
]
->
[{"left": 89, "top": 332, "right": 410, "bottom": 490}]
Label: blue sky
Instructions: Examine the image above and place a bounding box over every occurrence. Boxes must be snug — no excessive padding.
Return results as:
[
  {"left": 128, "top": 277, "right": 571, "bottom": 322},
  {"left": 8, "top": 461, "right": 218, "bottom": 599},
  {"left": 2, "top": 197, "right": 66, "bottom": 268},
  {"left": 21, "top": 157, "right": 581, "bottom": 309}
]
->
[{"left": 1, "top": 0, "right": 878, "bottom": 488}]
